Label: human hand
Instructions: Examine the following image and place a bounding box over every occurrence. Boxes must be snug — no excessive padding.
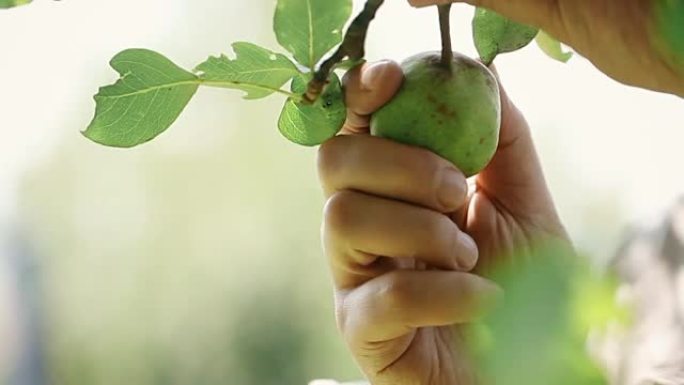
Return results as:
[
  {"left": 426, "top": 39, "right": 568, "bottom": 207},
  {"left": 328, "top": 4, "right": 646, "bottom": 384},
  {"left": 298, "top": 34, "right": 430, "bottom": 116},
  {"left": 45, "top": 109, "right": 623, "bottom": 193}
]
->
[
  {"left": 410, "top": 0, "right": 684, "bottom": 97},
  {"left": 317, "top": 61, "right": 568, "bottom": 384}
]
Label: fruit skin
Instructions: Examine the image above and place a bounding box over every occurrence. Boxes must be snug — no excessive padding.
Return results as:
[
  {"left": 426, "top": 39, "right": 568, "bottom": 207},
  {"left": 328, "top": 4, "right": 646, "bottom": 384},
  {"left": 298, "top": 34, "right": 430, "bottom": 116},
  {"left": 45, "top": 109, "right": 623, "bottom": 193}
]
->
[{"left": 370, "top": 52, "right": 501, "bottom": 177}]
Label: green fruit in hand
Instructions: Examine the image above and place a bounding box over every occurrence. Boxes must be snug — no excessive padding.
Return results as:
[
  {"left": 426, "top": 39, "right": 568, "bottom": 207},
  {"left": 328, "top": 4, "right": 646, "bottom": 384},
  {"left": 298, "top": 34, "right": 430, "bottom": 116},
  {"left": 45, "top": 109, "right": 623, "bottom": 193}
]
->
[
  {"left": 371, "top": 52, "right": 501, "bottom": 177},
  {"left": 473, "top": 7, "right": 539, "bottom": 65}
]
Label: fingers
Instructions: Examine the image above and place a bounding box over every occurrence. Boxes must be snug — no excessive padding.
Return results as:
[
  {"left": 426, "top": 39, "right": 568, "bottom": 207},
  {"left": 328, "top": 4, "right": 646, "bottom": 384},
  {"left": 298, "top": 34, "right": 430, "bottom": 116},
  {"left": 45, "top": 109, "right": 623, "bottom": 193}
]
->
[
  {"left": 318, "top": 135, "right": 468, "bottom": 212},
  {"left": 339, "top": 270, "right": 502, "bottom": 343},
  {"left": 341, "top": 61, "right": 403, "bottom": 134},
  {"left": 323, "top": 190, "right": 479, "bottom": 289}
]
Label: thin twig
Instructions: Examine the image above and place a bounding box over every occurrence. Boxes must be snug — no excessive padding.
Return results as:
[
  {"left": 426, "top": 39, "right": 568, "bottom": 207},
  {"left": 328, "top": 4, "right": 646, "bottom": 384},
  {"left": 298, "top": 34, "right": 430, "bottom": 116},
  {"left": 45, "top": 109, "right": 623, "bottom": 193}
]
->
[
  {"left": 438, "top": 4, "right": 453, "bottom": 69},
  {"left": 304, "top": 0, "right": 386, "bottom": 103}
]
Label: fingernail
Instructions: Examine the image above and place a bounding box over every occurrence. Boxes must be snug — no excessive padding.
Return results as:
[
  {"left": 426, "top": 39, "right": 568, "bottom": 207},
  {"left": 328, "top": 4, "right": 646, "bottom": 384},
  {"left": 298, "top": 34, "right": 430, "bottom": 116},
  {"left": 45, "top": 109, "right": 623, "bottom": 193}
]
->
[
  {"left": 361, "top": 61, "right": 390, "bottom": 91},
  {"left": 438, "top": 167, "right": 466, "bottom": 211}
]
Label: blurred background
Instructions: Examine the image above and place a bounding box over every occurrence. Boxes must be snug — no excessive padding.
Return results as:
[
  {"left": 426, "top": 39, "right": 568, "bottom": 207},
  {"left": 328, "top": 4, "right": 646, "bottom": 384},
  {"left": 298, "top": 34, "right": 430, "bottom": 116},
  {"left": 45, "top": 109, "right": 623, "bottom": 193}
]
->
[{"left": 0, "top": 0, "right": 683, "bottom": 384}]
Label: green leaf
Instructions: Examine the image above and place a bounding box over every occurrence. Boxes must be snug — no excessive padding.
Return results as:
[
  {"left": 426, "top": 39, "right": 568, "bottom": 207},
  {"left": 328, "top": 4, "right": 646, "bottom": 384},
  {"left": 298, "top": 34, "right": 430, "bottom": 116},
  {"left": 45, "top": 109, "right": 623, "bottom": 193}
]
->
[
  {"left": 194, "top": 42, "right": 302, "bottom": 100},
  {"left": 472, "top": 8, "right": 539, "bottom": 65},
  {"left": 536, "top": 30, "right": 573, "bottom": 63},
  {"left": 274, "top": 0, "right": 353, "bottom": 70},
  {"left": 570, "top": 266, "right": 629, "bottom": 334},
  {"left": 0, "top": 0, "right": 31, "bottom": 9},
  {"left": 278, "top": 73, "right": 346, "bottom": 146},
  {"left": 656, "top": 0, "right": 684, "bottom": 59},
  {"left": 83, "top": 49, "right": 199, "bottom": 148},
  {"left": 470, "top": 245, "right": 610, "bottom": 385}
]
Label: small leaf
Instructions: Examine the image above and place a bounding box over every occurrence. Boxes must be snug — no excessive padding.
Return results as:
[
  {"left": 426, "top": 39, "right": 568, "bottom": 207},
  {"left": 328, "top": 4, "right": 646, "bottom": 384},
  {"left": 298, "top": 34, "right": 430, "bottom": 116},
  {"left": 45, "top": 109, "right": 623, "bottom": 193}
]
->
[
  {"left": 0, "top": 0, "right": 31, "bottom": 9},
  {"left": 195, "top": 42, "right": 302, "bottom": 100},
  {"left": 84, "top": 49, "right": 199, "bottom": 148},
  {"left": 274, "top": 0, "right": 353, "bottom": 70},
  {"left": 278, "top": 73, "right": 345, "bottom": 146},
  {"left": 472, "top": 8, "right": 539, "bottom": 65},
  {"left": 536, "top": 30, "right": 573, "bottom": 63}
]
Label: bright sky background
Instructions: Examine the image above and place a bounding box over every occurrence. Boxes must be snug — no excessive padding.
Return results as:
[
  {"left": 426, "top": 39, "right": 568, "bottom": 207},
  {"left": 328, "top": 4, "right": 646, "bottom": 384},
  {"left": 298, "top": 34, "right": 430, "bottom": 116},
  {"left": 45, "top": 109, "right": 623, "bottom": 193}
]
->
[{"left": 1, "top": 0, "right": 683, "bottom": 258}]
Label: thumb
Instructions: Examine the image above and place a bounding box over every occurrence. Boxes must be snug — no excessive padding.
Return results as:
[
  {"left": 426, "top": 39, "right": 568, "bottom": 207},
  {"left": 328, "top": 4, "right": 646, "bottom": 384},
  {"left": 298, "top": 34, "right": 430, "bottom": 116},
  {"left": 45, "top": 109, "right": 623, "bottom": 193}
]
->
[
  {"left": 341, "top": 60, "right": 404, "bottom": 134},
  {"left": 475, "top": 66, "right": 556, "bottom": 217}
]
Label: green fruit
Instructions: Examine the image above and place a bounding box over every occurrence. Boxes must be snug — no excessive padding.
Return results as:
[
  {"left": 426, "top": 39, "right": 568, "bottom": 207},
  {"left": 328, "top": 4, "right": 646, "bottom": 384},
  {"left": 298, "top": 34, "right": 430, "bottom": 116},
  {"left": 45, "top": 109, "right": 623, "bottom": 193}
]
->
[
  {"left": 371, "top": 52, "right": 501, "bottom": 177},
  {"left": 473, "top": 7, "right": 539, "bottom": 65}
]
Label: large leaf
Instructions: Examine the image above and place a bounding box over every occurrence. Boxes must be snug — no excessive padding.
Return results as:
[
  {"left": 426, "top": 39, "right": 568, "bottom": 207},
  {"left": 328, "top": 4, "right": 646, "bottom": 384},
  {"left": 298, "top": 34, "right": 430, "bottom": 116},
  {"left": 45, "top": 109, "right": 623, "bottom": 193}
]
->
[
  {"left": 195, "top": 42, "right": 301, "bottom": 100},
  {"left": 83, "top": 49, "right": 199, "bottom": 148},
  {"left": 278, "top": 73, "right": 345, "bottom": 146},
  {"left": 656, "top": 0, "right": 684, "bottom": 59},
  {"left": 0, "top": 0, "right": 31, "bottom": 8},
  {"left": 473, "top": 8, "right": 538, "bottom": 65},
  {"left": 274, "top": 0, "right": 353, "bottom": 70},
  {"left": 536, "top": 30, "right": 573, "bottom": 63}
]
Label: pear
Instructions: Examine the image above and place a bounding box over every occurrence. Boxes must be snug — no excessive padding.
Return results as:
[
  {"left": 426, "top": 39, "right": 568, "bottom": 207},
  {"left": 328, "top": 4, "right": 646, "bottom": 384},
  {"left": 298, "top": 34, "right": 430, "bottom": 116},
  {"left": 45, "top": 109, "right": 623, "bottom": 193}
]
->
[{"left": 370, "top": 51, "right": 501, "bottom": 177}]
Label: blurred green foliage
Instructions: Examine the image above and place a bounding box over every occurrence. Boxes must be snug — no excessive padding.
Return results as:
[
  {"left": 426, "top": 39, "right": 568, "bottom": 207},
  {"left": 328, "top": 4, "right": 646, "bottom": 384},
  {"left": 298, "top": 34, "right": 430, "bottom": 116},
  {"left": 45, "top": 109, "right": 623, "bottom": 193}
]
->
[
  {"left": 656, "top": 0, "right": 684, "bottom": 60},
  {"left": 19, "top": 94, "right": 362, "bottom": 384},
  {"left": 470, "top": 243, "right": 626, "bottom": 385},
  {"left": 0, "top": 0, "right": 31, "bottom": 9}
]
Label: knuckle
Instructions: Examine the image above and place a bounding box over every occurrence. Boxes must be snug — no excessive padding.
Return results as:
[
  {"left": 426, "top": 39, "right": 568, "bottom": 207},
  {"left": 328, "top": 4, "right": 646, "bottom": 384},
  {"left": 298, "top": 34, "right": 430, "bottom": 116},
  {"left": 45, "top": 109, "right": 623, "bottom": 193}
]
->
[
  {"left": 317, "top": 136, "right": 350, "bottom": 186},
  {"left": 334, "top": 294, "right": 349, "bottom": 333},
  {"left": 376, "top": 271, "right": 414, "bottom": 310},
  {"left": 398, "top": 145, "right": 443, "bottom": 176},
  {"left": 426, "top": 213, "right": 457, "bottom": 243},
  {"left": 403, "top": 147, "right": 450, "bottom": 199},
  {"left": 322, "top": 190, "right": 358, "bottom": 236},
  {"left": 431, "top": 217, "right": 463, "bottom": 264}
]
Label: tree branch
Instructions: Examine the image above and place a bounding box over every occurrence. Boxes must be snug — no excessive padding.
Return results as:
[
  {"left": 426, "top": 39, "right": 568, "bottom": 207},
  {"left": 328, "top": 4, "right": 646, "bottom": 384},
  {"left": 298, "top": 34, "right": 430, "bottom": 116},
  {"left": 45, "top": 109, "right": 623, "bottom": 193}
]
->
[{"left": 304, "top": 0, "right": 386, "bottom": 103}]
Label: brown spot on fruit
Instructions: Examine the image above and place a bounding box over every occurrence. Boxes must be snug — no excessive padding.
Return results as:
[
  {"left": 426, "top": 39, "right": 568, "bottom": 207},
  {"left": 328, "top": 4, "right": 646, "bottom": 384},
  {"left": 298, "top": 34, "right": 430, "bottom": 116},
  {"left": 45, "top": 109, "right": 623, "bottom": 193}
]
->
[{"left": 436, "top": 103, "right": 456, "bottom": 118}]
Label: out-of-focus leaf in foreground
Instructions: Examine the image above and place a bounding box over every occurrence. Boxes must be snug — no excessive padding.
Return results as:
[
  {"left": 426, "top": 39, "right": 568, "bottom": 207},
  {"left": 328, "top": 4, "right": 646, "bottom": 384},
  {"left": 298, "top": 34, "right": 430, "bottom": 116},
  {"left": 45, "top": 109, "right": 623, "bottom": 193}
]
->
[{"left": 469, "top": 243, "right": 627, "bottom": 385}]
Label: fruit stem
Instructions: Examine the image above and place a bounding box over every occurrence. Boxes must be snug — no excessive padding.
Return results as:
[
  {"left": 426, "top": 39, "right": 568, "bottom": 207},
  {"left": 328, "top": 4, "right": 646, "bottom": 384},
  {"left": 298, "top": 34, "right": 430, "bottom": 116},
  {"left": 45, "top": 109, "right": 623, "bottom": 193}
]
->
[
  {"left": 438, "top": 4, "right": 453, "bottom": 69},
  {"left": 304, "top": 0, "right": 386, "bottom": 104}
]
